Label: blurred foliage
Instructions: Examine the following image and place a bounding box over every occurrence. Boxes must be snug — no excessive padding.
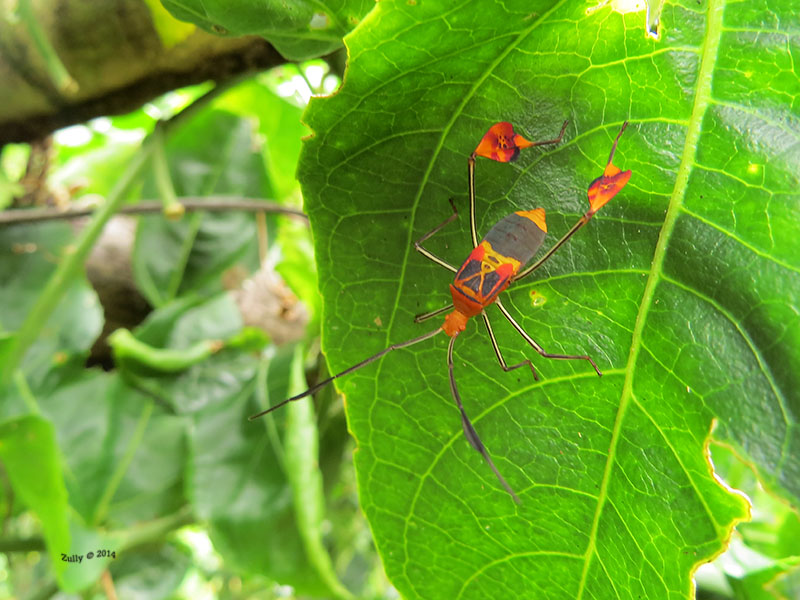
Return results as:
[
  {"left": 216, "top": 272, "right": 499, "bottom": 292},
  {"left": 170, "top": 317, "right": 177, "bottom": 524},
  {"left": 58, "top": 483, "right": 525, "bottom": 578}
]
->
[
  {"left": 0, "top": 1, "right": 798, "bottom": 599},
  {"left": 0, "top": 62, "right": 393, "bottom": 599},
  {"left": 158, "top": 0, "right": 375, "bottom": 61}
]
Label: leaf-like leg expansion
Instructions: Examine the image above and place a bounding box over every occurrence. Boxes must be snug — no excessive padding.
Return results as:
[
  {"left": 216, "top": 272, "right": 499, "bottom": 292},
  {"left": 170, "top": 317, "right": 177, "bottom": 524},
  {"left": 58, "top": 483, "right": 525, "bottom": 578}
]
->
[
  {"left": 513, "top": 121, "right": 630, "bottom": 282},
  {"left": 469, "top": 120, "right": 568, "bottom": 250}
]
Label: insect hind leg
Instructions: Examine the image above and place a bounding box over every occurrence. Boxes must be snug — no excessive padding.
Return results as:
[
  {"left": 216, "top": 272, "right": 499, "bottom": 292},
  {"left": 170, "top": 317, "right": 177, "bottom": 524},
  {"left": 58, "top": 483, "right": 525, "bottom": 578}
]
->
[
  {"left": 494, "top": 298, "right": 602, "bottom": 377},
  {"left": 447, "top": 333, "right": 521, "bottom": 504},
  {"left": 413, "top": 198, "right": 459, "bottom": 273},
  {"left": 481, "top": 312, "right": 539, "bottom": 381}
]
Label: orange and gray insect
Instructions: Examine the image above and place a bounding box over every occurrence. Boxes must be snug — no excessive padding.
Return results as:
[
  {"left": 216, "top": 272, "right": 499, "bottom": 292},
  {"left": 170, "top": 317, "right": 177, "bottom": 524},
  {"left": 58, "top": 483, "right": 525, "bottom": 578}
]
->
[{"left": 251, "top": 120, "right": 632, "bottom": 504}]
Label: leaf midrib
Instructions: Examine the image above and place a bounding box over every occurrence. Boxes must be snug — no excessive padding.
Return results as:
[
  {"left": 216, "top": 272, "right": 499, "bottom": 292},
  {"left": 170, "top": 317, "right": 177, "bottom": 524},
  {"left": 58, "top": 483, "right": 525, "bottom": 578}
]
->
[{"left": 576, "top": 1, "right": 727, "bottom": 597}]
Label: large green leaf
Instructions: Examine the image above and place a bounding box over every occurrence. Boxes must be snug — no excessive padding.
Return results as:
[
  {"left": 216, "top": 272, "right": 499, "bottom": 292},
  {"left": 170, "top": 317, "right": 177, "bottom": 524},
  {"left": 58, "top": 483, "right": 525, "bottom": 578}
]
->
[{"left": 298, "top": 1, "right": 798, "bottom": 598}]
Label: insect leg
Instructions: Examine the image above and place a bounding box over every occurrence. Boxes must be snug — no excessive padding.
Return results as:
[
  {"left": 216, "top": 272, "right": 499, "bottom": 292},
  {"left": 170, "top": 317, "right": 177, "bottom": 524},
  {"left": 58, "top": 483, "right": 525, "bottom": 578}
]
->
[
  {"left": 413, "top": 198, "right": 459, "bottom": 273},
  {"left": 468, "top": 120, "right": 569, "bottom": 250},
  {"left": 249, "top": 327, "right": 443, "bottom": 420},
  {"left": 494, "top": 298, "right": 602, "bottom": 377},
  {"left": 512, "top": 122, "right": 630, "bottom": 283},
  {"left": 481, "top": 311, "right": 539, "bottom": 381},
  {"left": 467, "top": 155, "right": 479, "bottom": 248},
  {"left": 447, "top": 333, "right": 521, "bottom": 504},
  {"left": 414, "top": 303, "right": 454, "bottom": 323},
  {"left": 512, "top": 216, "right": 590, "bottom": 282},
  {"left": 524, "top": 119, "right": 569, "bottom": 149}
]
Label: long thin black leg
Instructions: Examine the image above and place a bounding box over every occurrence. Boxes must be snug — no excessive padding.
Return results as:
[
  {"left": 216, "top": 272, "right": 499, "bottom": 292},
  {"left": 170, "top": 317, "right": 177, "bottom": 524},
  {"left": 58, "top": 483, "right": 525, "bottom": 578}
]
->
[
  {"left": 413, "top": 198, "right": 459, "bottom": 273},
  {"left": 481, "top": 312, "right": 539, "bottom": 381},
  {"left": 415, "top": 303, "right": 454, "bottom": 323},
  {"left": 447, "top": 333, "right": 521, "bottom": 504},
  {"left": 467, "top": 156, "right": 479, "bottom": 249},
  {"left": 249, "top": 328, "right": 443, "bottom": 420},
  {"left": 524, "top": 119, "right": 569, "bottom": 149},
  {"left": 512, "top": 215, "right": 590, "bottom": 282},
  {"left": 494, "top": 298, "right": 602, "bottom": 377}
]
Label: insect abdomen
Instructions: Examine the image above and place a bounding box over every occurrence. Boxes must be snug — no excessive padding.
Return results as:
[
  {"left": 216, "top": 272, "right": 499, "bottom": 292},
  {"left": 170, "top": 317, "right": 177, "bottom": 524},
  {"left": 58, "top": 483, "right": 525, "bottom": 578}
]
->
[
  {"left": 482, "top": 209, "right": 547, "bottom": 266},
  {"left": 449, "top": 208, "right": 547, "bottom": 315}
]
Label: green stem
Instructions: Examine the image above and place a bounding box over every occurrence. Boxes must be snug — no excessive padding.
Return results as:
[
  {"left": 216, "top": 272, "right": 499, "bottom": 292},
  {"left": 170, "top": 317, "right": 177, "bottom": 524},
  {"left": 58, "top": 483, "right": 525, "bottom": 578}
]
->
[
  {"left": 0, "top": 145, "right": 149, "bottom": 386},
  {"left": 151, "top": 126, "right": 184, "bottom": 218},
  {"left": 116, "top": 505, "right": 195, "bottom": 552},
  {"left": 0, "top": 506, "right": 194, "bottom": 554},
  {"left": 166, "top": 212, "right": 202, "bottom": 302},
  {"left": 109, "top": 328, "right": 220, "bottom": 372},
  {"left": 91, "top": 399, "right": 154, "bottom": 526},
  {"left": 255, "top": 352, "right": 287, "bottom": 470},
  {"left": 16, "top": 0, "right": 77, "bottom": 94},
  {"left": 284, "top": 345, "right": 354, "bottom": 600},
  {"left": 13, "top": 369, "right": 40, "bottom": 415},
  {"left": 0, "top": 536, "right": 46, "bottom": 552}
]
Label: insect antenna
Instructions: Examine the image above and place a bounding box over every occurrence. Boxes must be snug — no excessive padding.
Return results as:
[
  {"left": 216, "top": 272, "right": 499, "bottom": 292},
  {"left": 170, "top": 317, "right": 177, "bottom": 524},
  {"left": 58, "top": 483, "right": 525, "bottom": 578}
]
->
[
  {"left": 447, "top": 333, "right": 521, "bottom": 504},
  {"left": 249, "top": 327, "right": 443, "bottom": 420}
]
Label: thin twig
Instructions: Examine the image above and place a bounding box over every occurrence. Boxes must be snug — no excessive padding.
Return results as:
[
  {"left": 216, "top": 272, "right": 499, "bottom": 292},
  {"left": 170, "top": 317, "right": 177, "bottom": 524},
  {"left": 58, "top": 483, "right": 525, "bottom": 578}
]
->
[
  {"left": 100, "top": 570, "right": 118, "bottom": 600},
  {"left": 0, "top": 197, "right": 308, "bottom": 225}
]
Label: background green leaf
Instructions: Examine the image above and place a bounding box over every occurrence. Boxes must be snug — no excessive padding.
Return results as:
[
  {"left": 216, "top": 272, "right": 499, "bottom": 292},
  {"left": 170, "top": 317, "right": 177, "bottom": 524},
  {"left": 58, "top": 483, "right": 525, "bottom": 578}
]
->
[
  {"left": 132, "top": 110, "right": 266, "bottom": 307},
  {"left": 188, "top": 346, "right": 333, "bottom": 596},
  {"left": 698, "top": 443, "right": 800, "bottom": 599},
  {"left": 160, "top": 0, "right": 374, "bottom": 60},
  {"left": 298, "top": 1, "right": 798, "bottom": 598},
  {"left": 0, "top": 223, "right": 103, "bottom": 386},
  {"left": 0, "top": 416, "right": 69, "bottom": 586}
]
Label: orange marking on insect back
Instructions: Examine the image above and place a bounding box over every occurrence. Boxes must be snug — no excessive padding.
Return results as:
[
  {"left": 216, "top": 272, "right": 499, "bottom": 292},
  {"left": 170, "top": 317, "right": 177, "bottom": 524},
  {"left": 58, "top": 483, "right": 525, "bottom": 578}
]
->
[
  {"left": 451, "top": 240, "right": 519, "bottom": 315},
  {"left": 488, "top": 263, "right": 515, "bottom": 298},
  {"left": 587, "top": 167, "right": 631, "bottom": 214},
  {"left": 477, "top": 241, "right": 522, "bottom": 273},
  {"left": 514, "top": 208, "right": 547, "bottom": 233},
  {"left": 473, "top": 122, "right": 533, "bottom": 163},
  {"left": 468, "top": 244, "right": 485, "bottom": 262},
  {"left": 495, "top": 262, "right": 514, "bottom": 279}
]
